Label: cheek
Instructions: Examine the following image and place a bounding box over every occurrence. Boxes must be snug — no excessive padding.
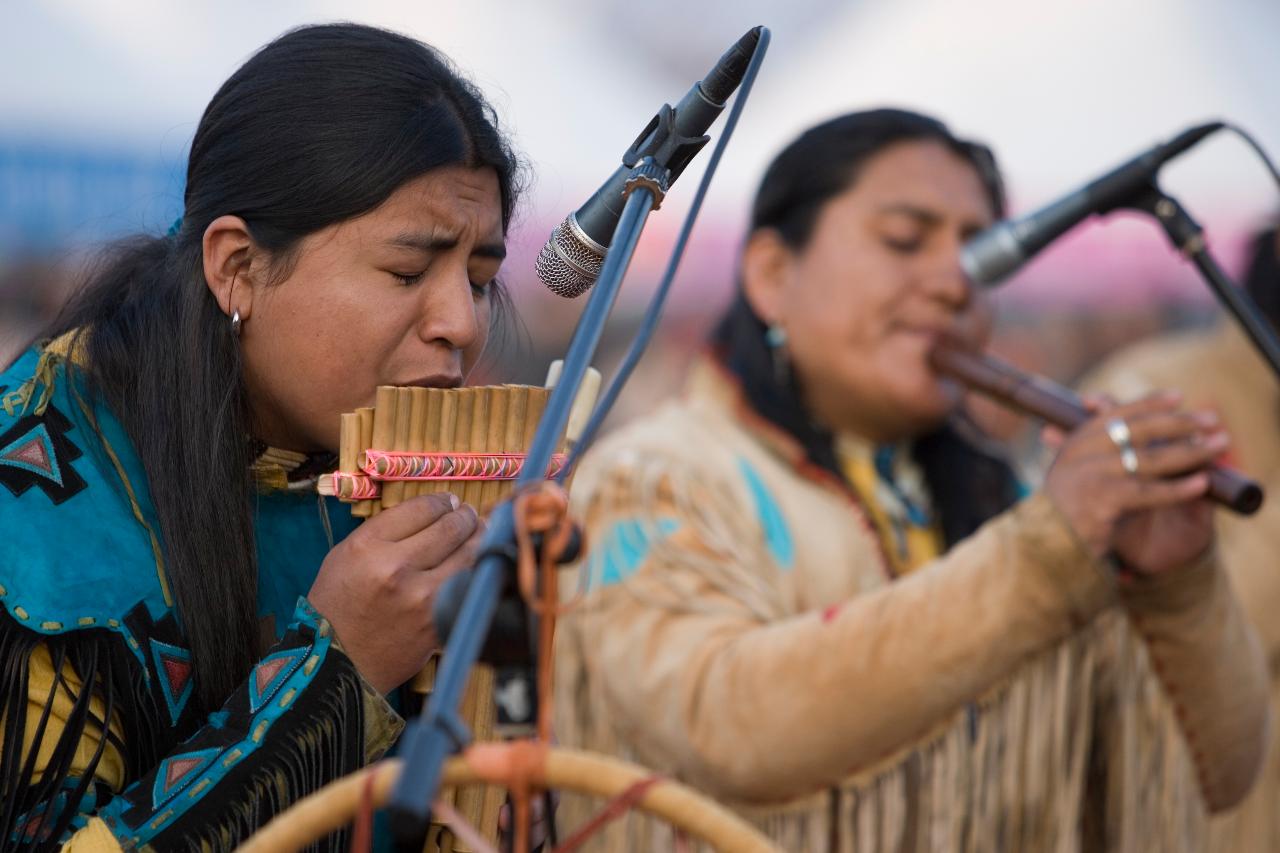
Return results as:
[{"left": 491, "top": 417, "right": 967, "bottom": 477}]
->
[
  {"left": 264, "top": 283, "right": 383, "bottom": 380},
  {"left": 249, "top": 276, "right": 406, "bottom": 427},
  {"left": 786, "top": 278, "right": 891, "bottom": 375},
  {"left": 462, "top": 297, "right": 492, "bottom": 369}
]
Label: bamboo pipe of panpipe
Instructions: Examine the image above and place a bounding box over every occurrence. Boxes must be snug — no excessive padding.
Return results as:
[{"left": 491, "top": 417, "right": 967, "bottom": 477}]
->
[
  {"left": 406, "top": 388, "right": 429, "bottom": 501},
  {"left": 381, "top": 388, "right": 413, "bottom": 508},
  {"left": 353, "top": 407, "right": 376, "bottom": 517}
]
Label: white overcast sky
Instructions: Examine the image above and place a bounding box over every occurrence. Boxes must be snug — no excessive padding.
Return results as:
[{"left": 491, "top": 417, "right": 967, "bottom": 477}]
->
[{"left": 3, "top": 0, "right": 1278, "bottom": 304}]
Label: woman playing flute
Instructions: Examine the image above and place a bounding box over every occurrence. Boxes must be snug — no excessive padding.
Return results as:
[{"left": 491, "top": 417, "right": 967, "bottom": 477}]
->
[
  {"left": 0, "top": 23, "right": 519, "bottom": 851},
  {"left": 556, "top": 109, "right": 1269, "bottom": 851}
]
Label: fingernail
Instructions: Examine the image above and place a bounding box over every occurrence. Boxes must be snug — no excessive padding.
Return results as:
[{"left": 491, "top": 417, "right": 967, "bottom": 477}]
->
[
  {"left": 1162, "top": 390, "right": 1183, "bottom": 403},
  {"left": 1194, "top": 410, "right": 1219, "bottom": 427},
  {"left": 448, "top": 493, "right": 460, "bottom": 510},
  {"left": 1207, "top": 431, "right": 1230, "bottom": 450}
]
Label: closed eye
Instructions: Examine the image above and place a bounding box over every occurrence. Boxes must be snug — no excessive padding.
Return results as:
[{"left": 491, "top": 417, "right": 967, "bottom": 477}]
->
[
  {"left": 392, "top": 270, "right": 427, "bottom": 287},
  {"left": 882, "top": 235, "right": 924, "bottom": 255}
]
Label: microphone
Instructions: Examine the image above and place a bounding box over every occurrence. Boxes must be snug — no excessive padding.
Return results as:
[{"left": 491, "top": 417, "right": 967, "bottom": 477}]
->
[
  {"left": 962, "top": 121, "right": 1225, "bottom": 286},
  {"left": 537, "top": 27, "right": 762, "bottom": 298}
]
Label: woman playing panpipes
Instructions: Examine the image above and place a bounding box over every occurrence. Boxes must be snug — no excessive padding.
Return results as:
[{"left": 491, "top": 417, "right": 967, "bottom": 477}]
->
[{"left": 0, "top": 23, "right": 519, "bottom": 851}]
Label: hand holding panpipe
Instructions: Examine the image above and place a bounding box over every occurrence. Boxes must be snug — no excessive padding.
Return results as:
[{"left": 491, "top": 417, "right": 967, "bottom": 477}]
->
[
  {"left": 930, "top": 345, "right": 1264, "bottom": 516},
  {"left": 317, "top": 362, "right": 602, "bottom": 853}
]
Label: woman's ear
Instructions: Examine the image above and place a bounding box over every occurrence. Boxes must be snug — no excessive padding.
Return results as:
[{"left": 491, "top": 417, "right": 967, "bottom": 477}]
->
[
  {"left": 202, "top": 215, "right": 259, "bottom": 322},
  {"left": 740, "top": 229, "right": 794, "bottom": 327}
]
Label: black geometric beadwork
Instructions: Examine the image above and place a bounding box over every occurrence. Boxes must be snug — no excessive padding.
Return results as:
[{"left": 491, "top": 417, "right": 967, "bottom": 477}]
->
[{"left": 0, "top": 402, "right": 87, "bottom": 504}]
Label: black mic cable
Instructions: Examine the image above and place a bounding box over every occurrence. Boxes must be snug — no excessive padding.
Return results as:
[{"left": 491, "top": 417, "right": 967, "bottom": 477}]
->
[
  {"left": 556, "top": 27, "right": 770, "bottom": 480},
  {"left": 537, "top": 27, "right": 762, "bottom": 298}
]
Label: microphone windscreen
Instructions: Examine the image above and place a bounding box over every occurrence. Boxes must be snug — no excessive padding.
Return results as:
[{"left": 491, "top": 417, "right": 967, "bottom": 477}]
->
[{"left": 536, "top": 213, "right": 607, "bottom": 298}]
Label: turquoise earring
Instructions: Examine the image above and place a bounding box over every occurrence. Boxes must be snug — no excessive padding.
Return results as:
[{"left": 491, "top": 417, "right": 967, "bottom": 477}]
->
[{"left": 765, "top": 323, "right": 790, "bottom": 386}]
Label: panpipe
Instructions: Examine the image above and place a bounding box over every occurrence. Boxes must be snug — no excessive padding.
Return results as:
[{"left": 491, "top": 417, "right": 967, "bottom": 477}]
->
[
  {"left": 323, "top": 389, "right": 547, "bottom": 518},
  {"left": 931, "top": 345, "right": 1264, "bottom": 515},
  {"left": 319, "top": 363, "right": 601, "bottom": 852}
]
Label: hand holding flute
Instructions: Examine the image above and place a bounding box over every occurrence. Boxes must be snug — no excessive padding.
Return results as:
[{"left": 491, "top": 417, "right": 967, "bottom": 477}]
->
[{"left": 931, "top": 344, "right": 1264, "bottom": 576}]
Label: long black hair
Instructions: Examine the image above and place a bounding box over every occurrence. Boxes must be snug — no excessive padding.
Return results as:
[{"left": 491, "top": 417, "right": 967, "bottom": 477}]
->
[
  {"left": 712, "top": 108, "right": 1020, "bottom": 547},
  {"left": 46, "top": 23, "right": 523, "bottom": 714}
]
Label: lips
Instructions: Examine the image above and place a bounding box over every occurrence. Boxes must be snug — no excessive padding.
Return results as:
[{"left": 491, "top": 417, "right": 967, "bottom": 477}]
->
[{"left": 397, "top": 374, "right": 463, "bottom": 389}]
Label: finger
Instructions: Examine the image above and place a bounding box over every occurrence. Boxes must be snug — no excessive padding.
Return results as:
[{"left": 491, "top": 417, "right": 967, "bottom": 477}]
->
[
  {"left": 1041, "top": 424, "right": 1066, "bottom": 449},
  {"left": 395, "top": 504, "right": 480, "bottom": 570},
  {"left": 1102, "top": 390, "right": 1184, "bottom": 421},
  {"left": 424, "top": 521, "right": 486, "bottom": 580},
  {"left": 400, "top": 555, "right": 471, "bottom": 629},
  {"left": 360, "top": 492, "right": 460, "bottom": 542},
  {"left": 1127, "top": 431, "right": 1231, "bottom": 478},
  {"left": 397, "top": 526, "right": 484, "bottom": 652},
  {"left": 1068, "top": 393, "right": 1192, "bottom": 454},
  {"left": 1124, "top": 409, "right": 1220, "bottom": 448},
  {"left": 1079, "top": 392, "right": 1116, "bottom": 414},
  {"left": 1109, "top": 471, "right": 1211, "bottom": 512}
]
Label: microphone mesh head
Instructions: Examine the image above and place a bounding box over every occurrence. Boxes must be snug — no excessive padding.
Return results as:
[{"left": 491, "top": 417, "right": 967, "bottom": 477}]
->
[{"left": 536, "top": 214, "right": 606, "bottom": 298}]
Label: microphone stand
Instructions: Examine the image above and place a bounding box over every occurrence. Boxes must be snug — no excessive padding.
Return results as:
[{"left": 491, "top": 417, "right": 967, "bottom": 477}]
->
[
  {"left": 1128, "top": 184, "right": 1280, "bottom": 380},
  {"left": 387, "top": 156, "right": 673, "bottom": 848}
]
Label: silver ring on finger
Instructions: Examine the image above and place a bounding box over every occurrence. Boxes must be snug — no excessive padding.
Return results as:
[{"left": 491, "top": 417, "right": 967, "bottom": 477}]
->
[{"left": 1105, "top": 416, "right": 1140, "bottom": 475}]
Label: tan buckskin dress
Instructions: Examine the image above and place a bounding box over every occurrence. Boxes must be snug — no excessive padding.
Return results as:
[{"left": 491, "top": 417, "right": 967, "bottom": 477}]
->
[
  {"left": 1085, "top": 321, "right": 1280, "bottom": 853},
  {"left": 554, "top": 355, "right": 1269, "bottom": 852}
]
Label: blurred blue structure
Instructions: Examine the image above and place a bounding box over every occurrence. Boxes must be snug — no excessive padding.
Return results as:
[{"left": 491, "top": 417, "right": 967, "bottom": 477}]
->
[{"left": 0, "top": 138, "right": 184, "bottom": 253}]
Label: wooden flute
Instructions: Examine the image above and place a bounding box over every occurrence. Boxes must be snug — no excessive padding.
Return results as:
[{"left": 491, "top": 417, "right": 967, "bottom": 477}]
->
[{"left": 930, "top": 345, "right": 1264, "bottom": 516}]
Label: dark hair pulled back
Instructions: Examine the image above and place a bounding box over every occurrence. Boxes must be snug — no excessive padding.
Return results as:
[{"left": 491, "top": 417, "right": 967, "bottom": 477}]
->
[
  {"left": 46, "top": 22, "right": 523, "bottom": 714},
  {"left": 713, "top": 107, "right": 1019, "bottom": 547},
  {"left": 750, "top": 107, "right": 1005, "bottom": 251}
]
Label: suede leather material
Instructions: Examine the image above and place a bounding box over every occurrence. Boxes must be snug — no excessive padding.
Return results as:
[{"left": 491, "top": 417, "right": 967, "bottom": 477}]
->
[
  {"left": 556, "top": 355, "right": 1269, "bottom": 850},
  {"left": 1086, "top": 323, "right": 1277, "bottom": 849}
]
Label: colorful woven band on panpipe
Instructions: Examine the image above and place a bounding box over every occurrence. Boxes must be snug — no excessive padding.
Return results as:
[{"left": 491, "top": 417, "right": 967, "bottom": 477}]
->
[
  {"left": 325, "top": 471, "right": 381, "bottom": 500},
  {"left": 368, "top": 450, "right": 566, "bottom": 482},
  {"left": 323, "top": 452, "right": 568, "bottom": 500}
]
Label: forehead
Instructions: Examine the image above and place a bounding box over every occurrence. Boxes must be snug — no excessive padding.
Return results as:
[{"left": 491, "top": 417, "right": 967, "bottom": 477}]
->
[
  {"left": 839, "top": 139, "right": 995, "bottom": 224},
  {"left": 359, "top": 166, "right": 504, "bottom": 240}
]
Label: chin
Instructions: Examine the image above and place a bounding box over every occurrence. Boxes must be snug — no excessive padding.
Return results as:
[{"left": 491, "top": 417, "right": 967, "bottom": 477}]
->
[{"left": 894, "top": 381, "right": 958, "bottom": 435}]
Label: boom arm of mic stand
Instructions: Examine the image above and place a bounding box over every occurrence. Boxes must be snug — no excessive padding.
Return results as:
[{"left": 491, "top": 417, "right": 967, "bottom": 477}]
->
[
  {"left": 1130, "top": 186, "right": 1280, "bottom": 380},
  {"left": 387, "top": 168, "right": 664, "bottom": 850}
]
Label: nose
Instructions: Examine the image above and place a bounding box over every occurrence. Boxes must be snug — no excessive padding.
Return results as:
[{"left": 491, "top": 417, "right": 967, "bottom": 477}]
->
[
  {"left": 922, "top": 235, "right": 975, "bottom": 313},
  {"left": 414, "top": 264, "right": 481, "bottom": 352}
]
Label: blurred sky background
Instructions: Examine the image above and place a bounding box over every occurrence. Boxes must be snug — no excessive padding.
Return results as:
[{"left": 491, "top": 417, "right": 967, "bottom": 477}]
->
[{"left": 2, "top": 0, "right": 1278, "bottom": 443}]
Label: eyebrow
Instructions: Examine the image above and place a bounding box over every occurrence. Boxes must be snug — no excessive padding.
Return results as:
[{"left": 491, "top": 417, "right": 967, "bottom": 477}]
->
[
  {"left": 875, "top": 204, "right": 945, "bottom": 226},
  {"left": 388, "top": 231, "right": 507, "bottom": 261},
  {"left": 876, "top": 203, "right": 988, "bottom": 236}
]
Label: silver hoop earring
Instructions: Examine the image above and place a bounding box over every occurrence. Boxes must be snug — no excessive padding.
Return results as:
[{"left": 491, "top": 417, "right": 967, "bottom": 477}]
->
[{"left": 230, "top": 309, "right": 243, "bottom": 338}]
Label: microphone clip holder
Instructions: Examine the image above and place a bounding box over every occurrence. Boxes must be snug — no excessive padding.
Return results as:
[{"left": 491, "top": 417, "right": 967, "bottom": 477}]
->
[{"left": 623, "top": 102, "right": 710, "bottom": 185}]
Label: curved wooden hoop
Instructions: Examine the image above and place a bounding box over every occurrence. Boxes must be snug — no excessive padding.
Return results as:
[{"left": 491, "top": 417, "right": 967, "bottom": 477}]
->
[{"left": 238, "top": 744, "right": 779, "bottom": 852}]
